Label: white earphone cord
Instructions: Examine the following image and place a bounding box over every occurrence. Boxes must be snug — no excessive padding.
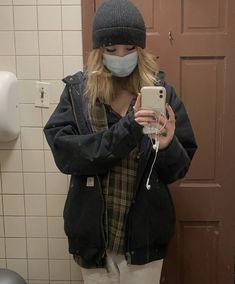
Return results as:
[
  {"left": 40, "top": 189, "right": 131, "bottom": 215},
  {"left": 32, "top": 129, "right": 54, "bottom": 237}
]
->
[{"left": 146, "top": 113, "right": 167, "bottom": 190}]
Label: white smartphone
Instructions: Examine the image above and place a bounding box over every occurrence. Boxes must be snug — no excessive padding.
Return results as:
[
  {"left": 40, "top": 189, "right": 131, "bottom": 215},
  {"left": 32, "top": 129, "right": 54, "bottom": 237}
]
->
[{"left": 140, "top": 86, "right": 167, "bottom": 134}]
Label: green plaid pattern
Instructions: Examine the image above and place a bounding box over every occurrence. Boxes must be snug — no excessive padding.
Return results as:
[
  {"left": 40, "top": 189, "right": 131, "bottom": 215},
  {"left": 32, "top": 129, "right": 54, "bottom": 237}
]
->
[{"left": 88, "top": 99, "right": 138, "bottom": 253}]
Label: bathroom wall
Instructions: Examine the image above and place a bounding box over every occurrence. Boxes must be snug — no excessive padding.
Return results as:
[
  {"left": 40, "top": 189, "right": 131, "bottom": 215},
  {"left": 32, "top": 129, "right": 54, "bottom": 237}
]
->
[{"left": 0, "top": 0, "right": 84, "bottom": 283}]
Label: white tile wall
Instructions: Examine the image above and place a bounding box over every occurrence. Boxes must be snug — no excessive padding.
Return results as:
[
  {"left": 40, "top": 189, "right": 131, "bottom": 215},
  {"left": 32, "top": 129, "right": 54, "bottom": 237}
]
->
[
  {"left": 62, "top": 0, "right": 81, "bottom": 4},
  {"left": 19, "top": 104, "right": 42, "bottom": 127},
  {"left": 0, "top": 0, "right": 83, "bottom": 282},
  {"left": 42, "top": 104, "right": 57, "bottom": 126},
  {"left": 49, "top": 259, "right": 70, "bottom": 280},
  {"left": 2, "top": 173, "right": 24, "bottom": 194},
  {"left": 0, "top": 136, "right": 22, "bottom": 150},
  {"left": 71, "top": 260, "right": 83, "bottom": 280},
  {"left": 0, "top": 217, "right": 4, "bottom": 237},
  {"left": 15, "top": 32, "right": 39, "bottom": 55},
  {"left": 29, "top": 281, "right": 50, "bottom": 284},
  {"left": 27, "top": 238, "right": 48, "bottom": 258},
  {"left": 44, "top": 80, "right": 64, "bottom": 104},
  {"left": 25, "top": 195, "right": 47, "bottom": 216},
  {"left": 4, "top": 216, "right": 26, "bottom": 237},
  {"left": 62, "top": 6, "right": 81, "bottom": 30},
  {"left": 51, "top": 282, "right": 75, "bottom": 284},
  {"left": 0, "top": 150, "right": 22, "bottom": 172},
  {"left": 6, "top": 259, "right": 28, "bottom": 280},
  {"left": 0, "top": 0, "right": 12, "bottom": 5},
  {"left": 63, "top": 31, "right": 83, "bottom": 55},
  {"left": 0, "top": 259, "right": 6, "bottom": 269},
  {"left": 5, "top": 238, "right": 27, "bottom": 258},
  {"left": 0, "top": 6, "right": 14, "bottom": 30},
  {"left": 47, "top": 195, "right": 66, "bottom": 216},
  {"left": 22, "top": 150, "right": 45, "bottom": 172},
  {"left": 18, "top": 80, "right": 38, "bottom": 104},
  {"left": 14, "top": 6, "right": 38, "bottom": 30},
  {"left": 21, "top": 127, "right": 44, "bottom": 150},
  {"left": 28, "top": 259, "right": 49, "bottom": 280},
  {"left": 46, "top": 173, "right": 67, "bottom": 194},
  {"left": 40, "top": 56, "right": 63, "bottom": 79},
  {"left": 39, "top": 31, "right": 63, "bottom": 55},
  {"left": 0, "top": 32, "right": 15, "bottom": 55},
  {"left": 26, "top": 216, "right": 47, "bottom": 237},
  {"left": 48, "top": 238, "right": 69, "bottom": 259},
  {"left": 63, "top": 55, "right": 83, "bottom": 76},
  {"left": 3, "top": 195, "right": 25, "bottom": 215},
  {"left": 13, "top": 0, "right": 37, "bottom": 4},
  {"left": 0, "top": 56, "right": 16, "bottom": 74},
  {"left": 17, "top": 56, "right": 40, "bottom": 79},
  {"left": 24, "top": 173, "right": 46, "bottom": 194},
  {"left": 47, "top": 216, "right": 65, "bottom": 238},
  {"left": 38, "top": 6, "right": 61, "bottom": 30},
  {"left": 0, "top": 238, "right": 6, "bottom": 258},
  {"left": 44, "top": 150, "right": 60, "bottom": 172},
  {"left": 0, "top": 196, "right": 3, "bottom": 215},
  {"left": 38, "top": 0, "right": 60, "bottom": 4}
]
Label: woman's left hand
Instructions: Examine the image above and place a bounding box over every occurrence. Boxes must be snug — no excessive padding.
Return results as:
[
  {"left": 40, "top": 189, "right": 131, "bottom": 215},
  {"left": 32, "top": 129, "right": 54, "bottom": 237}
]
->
[{"left": 149, "top": 104, "right": 176, "bottom": 150}]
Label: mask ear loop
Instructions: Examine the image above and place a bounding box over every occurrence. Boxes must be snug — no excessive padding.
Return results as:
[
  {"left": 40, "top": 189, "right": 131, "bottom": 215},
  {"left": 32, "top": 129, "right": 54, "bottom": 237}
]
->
[{"left": 146, "top": 113, "right": 167, "bottom": 190}]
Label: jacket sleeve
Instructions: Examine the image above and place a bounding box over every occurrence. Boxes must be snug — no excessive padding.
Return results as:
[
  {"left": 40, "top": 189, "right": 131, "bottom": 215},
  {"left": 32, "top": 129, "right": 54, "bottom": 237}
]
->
[
  {"left": 43, "top": 86, "right": 144, "bottom": 176},
  {"left": 154, "top": 84, "right": 197, "bottom": 184}
]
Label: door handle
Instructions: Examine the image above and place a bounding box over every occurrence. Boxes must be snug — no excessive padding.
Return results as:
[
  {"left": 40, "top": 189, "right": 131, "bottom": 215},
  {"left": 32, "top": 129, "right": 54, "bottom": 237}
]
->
[{"left": 168, "top": 31, "right": 173, "bottom": 41}]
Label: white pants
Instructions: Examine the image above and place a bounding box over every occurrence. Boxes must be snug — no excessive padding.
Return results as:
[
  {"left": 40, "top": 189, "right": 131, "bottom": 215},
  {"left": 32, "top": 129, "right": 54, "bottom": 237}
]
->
[{"left": 80, "top": 252, "right": 163, "bottom": 284}]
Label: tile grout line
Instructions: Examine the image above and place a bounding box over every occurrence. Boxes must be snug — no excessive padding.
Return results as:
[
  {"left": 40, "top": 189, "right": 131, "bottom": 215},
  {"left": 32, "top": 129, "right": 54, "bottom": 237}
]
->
[
  {"left": 42, "top": 2, "right": 52, "bottom": 281},
  {"left": 11, "top": 0, "right": 29, "bottom": 280},
  {"left": 0, "top": 157, "right": 7, "bottom": 268}
]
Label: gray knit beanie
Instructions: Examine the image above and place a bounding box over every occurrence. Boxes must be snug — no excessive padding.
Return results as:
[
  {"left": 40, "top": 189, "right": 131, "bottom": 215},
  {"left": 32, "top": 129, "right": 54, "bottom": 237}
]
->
[{"left": 92, "top": 0, "right": 146, "bottom": 49}]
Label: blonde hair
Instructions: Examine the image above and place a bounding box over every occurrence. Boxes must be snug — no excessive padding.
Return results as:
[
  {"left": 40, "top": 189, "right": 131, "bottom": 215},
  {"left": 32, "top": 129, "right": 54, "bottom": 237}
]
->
[{"left": 85, "top": 47, "right": 159, "bottom": 105}]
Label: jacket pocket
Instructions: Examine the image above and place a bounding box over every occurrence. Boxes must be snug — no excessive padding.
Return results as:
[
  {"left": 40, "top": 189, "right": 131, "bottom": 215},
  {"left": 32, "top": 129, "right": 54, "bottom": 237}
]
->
[
  {"left": 129, "top": 176, "right": 176, "bottom": 249},
  {"left": 63, "top": 175, "right": 103, "bottom": 248},
  {"left": 146, "top": 179, "right": 176, "bottom": 245}
]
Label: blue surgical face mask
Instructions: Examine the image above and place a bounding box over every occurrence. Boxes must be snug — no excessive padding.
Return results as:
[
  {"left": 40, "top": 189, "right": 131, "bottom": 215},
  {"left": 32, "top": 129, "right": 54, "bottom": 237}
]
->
[{"left": 103, "top": 51, "right": 138, "bottom": 77}]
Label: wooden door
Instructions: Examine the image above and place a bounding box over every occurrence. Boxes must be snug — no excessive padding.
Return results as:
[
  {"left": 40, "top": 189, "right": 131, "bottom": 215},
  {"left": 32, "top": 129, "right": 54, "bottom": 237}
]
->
[{"left": 82, "top": 1, "right": 235, "bottom": 283}]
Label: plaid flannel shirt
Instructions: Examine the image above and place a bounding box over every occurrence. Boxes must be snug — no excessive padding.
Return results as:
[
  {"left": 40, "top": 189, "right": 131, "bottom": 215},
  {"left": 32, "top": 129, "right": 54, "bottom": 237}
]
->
[{"left": 88, "top": 99, "right": 139, "bottom": 253}]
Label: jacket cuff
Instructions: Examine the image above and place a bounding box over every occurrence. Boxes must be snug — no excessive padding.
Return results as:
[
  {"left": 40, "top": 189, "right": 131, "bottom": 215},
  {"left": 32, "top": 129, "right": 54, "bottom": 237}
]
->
[
  {"left": 126, "top": 110, "right": 144, "bottom": 140},
  {"left": 158, "top": 136, "right": 184, "bottom": 161}
]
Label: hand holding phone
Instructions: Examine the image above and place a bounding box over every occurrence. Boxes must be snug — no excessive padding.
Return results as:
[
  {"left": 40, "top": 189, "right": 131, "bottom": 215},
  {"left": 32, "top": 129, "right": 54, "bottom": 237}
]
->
[{"left": 140, "top": 86, "right": 167, "bottom": 134}]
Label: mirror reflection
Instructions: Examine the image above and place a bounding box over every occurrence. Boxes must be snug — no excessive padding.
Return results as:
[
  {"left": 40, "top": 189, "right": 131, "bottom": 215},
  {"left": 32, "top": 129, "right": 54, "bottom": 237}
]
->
[{"left": 0, "top": 0, "right": 234, "bottom": 283}]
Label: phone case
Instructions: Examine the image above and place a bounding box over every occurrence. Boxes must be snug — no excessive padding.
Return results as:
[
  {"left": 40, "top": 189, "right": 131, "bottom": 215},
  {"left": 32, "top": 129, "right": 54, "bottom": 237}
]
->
[{"left": 141, "top": 86, "right": 166, "bottom": 134}]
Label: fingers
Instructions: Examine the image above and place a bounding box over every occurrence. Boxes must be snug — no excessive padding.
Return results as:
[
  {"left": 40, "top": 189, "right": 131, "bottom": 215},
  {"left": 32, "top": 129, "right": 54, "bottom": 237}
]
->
[
  {"left": 134, "top": 94, "right": 141, "bottom": 112},
  {"left": 135, "top": 108, "right": 158, "bottom": 128},
  {"left": 145, "top": 104, "right": 176, "bottom": 150},
  {"left": 135, "top": 115, "right": 156, "bottom": 126},
  {"left": 135, "top": 103, "right": 176, "bottom": 134},
  {"left": 135, "top": 110, "right": 166, "bottom": 129},
  {"left": 166, "top": 104, "right": 175, "bottom": 123},
  {"left": 154, "top": 113, "right": 167, "bottom": 127},
  {"left": 135, "top": 109, "right": 156, "bottom": 117}
]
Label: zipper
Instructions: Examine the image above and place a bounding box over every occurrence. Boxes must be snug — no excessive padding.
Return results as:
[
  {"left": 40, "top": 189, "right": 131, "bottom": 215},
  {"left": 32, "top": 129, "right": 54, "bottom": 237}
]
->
[
  {"left": 124, "top": 155, "right": 141, "bottom": 265},
  {"left": 147, "top": 219, "right": 150, "bottom": 263},
  {"left": 126, "top": 251, "right": 132, "bottom": 265},
  {"left": 125, "top": 201, "right": 133, "bottom": 265},
  {"left": 97, "top": 175, "right": 107, "bottom": 260},
  {"left": 68, "top": 86, "right": 82, "bottom": 134},
  {"left": 135, "top": 138, "right": 152, "bottom": 191},
  {"left": 68, "top": 85, "right": 106, "bottom": 264}
]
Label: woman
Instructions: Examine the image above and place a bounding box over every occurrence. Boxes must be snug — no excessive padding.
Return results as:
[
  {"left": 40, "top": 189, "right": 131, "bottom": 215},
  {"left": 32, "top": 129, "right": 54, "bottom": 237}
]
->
[{"left": 44, "top": 0, "right": 197, "bottom": 283}]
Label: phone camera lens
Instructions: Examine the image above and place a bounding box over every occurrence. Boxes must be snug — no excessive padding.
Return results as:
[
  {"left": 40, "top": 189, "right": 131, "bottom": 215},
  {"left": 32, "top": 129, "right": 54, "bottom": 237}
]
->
[
  {"left": 159, "top": 94, "right": 163, "bottom": 98},
  {"left": 159, "top": 90, "right": 163, "bottom": 94}
]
